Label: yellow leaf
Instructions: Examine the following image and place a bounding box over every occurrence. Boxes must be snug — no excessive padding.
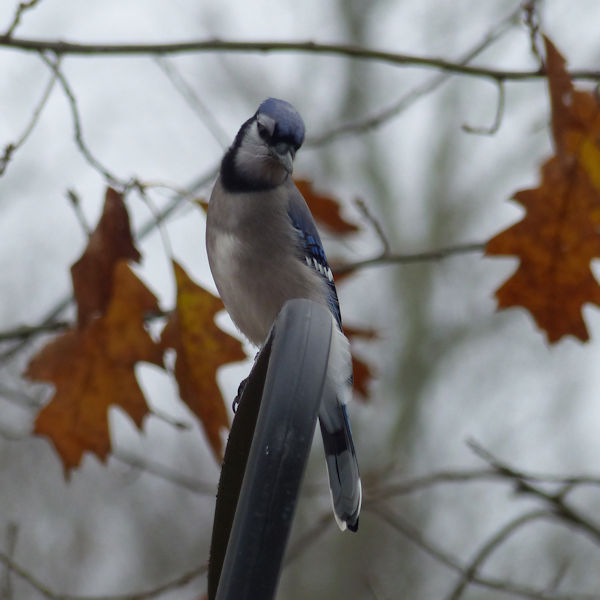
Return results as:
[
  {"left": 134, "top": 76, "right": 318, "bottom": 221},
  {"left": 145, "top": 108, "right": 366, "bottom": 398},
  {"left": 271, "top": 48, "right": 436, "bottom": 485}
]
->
[
  {"left": 486, "top": 37, "right": 600, "bottom": 343},
  {"left": 161, "top": 261, "right": 246, "bottom": 462}
]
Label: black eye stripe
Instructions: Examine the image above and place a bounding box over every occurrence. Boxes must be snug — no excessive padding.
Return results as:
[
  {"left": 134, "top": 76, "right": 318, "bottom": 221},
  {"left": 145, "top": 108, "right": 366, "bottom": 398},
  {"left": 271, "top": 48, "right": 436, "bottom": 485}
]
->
[{"left": 257, "top": 122, "right": 270, "bottom": 140}]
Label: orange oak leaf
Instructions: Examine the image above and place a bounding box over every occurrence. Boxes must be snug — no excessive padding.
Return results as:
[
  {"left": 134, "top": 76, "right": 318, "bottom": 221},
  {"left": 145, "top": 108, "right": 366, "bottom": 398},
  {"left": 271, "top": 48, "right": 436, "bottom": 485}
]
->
[
  {"left": 25, "top": 262, "right": 163, "bottom": 473},
  {"left": 161, "top": 261, "right": 246, "bottom": 462},
  {"left": 486, "top": 37, "right": 600, "bottom": 343},
  {"left": 71, "top": 187, "right": 141, "bottom": 328}
]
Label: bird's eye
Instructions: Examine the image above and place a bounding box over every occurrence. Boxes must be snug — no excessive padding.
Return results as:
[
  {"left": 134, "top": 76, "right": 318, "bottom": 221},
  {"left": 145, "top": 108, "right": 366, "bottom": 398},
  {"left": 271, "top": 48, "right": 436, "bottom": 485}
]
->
[{"left": 257, "top": 121, "right": 270, "bottom": 140}]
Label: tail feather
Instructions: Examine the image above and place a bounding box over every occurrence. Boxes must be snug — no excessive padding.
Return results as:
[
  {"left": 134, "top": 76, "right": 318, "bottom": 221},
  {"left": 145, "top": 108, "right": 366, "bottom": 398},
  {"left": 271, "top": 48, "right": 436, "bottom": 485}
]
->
[
  {"left": 319, "top": 320, "right": 361, "bottom": 532},
  {"left": 319, "top": 405, "right": 362, "bottom": 531}
]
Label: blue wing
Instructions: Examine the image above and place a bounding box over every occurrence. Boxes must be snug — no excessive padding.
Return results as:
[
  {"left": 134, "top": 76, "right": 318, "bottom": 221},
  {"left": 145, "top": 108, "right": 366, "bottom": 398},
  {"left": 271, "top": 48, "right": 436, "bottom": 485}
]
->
[
  {"left": 287, "top": 186, "right": 342, "bottom": 328},
  {"left": 287, "top": 185, "right": 360, "bottom": 532}
]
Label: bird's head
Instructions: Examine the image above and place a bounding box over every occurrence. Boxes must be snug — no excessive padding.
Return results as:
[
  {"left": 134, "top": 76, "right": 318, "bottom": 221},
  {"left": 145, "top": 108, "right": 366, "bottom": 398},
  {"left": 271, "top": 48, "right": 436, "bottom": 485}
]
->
[{"left": 221, "top": 98, "right": 305, "bottom": 192}]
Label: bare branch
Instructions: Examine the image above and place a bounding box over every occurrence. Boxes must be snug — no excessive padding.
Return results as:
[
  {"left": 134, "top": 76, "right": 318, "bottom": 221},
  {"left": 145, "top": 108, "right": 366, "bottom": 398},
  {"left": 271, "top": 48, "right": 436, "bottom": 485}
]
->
[
  {"left": 0, "top": 61, "right": 57, "bottom": 176},
  {"left": 468, "top": 440, "right": 600, "bottom": 545},
  {"left": 462, "top": 79, "right": 506, "bottom": 136},
  {"left": 308, "top": 3, "right": 521, "bottom": 146},
  {"left": 370, "top": 465, "right": 600, "bottom": 503},
  {"left": 370, "top": 503, "right": 597, "bottom": 600},
  {"left": 0, "top": 319, "right": 70, "bottom": 343},
  {"left": 544, "top": 561, "right": 571, "bottom": 596},
  {"left": 333, "top": 241, "right": 486, "bottom": 277},
  {"left": 0, "top": 37, "right": 598, "bottom": 82},
  {"left": 446, "top": 510, "right": 554, "bottom": 600},
  {"left": 354, "top": 198, "right": 390, "bottom": 255},
  {"left": 369, "top": 468, "right": 500, "bottom": 501},
  {"left": 0, "top": 548, "right": 54, "bottom": 600},
  {"left": 130, "top": 180, "right": 175, "bottom": 261},
  {"left": 154, "top": 56, "right": 230, "bottom": 148},
  {"left": 111, "top": 448, "right": 217, "bottom": 496},
  {"left": 3, "top": 0, "right": 44, "bottom": 37},
  {"left": 1, "top": 522, "right": 18, "bottom": 600},
  {"left": 0, "top": 546, "right": 207, "bottom": 600},
  {"left": 369, "top": 503, "right": 464, "bottom": 575},
  {"left": 38, "top": 52, "right": 122, "bottom": 185},
  {"left": 282, "top": 510, "right": 333, "bottom": 568},
  {"left": 66, "top": 189, "right": 91, "bottom": 236},
  {"left": 522, "top": 0, "right": 544, "bottom": 67},
  {"left": 136, "top": 164, "right": 218, "bottom": 239},
  {"left": 145, "top": 407, "right": 191, "bottom": 431}
]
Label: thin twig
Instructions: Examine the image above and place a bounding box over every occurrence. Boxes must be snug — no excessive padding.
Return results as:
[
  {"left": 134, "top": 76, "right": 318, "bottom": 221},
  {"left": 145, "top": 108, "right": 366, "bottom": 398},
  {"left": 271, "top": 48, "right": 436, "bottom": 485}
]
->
[
  {"left": 111, "top": 448, "right": 217, "bottom": 496},
  {"left": 0, "top": 549, "right": 54, "bottom": 600},
  {"left": 154, "top": 56, "right": 230, "bottom": 148},
  {"left": 130, "top": 180, "right": 174, "bottom": 260},
  {"left": 0, "top": 61, "right": 58, "bottom": 176},
  {"left": 282, "top": 510, "right": 333, "bottom": 568},
  {"left": 544, "top": 561, "right": 571, "bottom": 596},
  {"left": 370, "top": 503, "right": 597, "bottom": 600},
  {"left": 0, "top": 547, "right": 207, "bottom": 600},
  {"left": 1, "top": 523, "right": 18, "bottom": 600},
  {"left": 146, "top": 407, "right": 191, "bottom": 431},
  {"left": 370, "top": 468, "right": 500, "bottom": 501},
  {"left": 3, "top": 0, "right": 44, "bottom": 37},
  {"left": 446, "top": 510, "right": 554, "bottom": 600},
  {"left": 38, "top": 52, "right": 121, "bottom": 185},
  {"left": 0, "top": 37, "right": 598, "bottom": 81},
  {"left": 66, "top": 189, "right": 91, "bottom": 236},
  {"left": 468, "top": 439, "right": 600, "bottom": 545},
  {"left": 370, "top": 465, "right": 600, "bottom": 502},
  {"left": 308, "top": 4, "right": 521, "bottom": 146},
  {"left": 354, "top": 198, "right": 390, "bottom": 255},
  {"left": 462, "top": 79, "right": 506, "bottom": 136},
  {"left": 522, "top": 0, "right": 544, "bottom": 68},
  {"left": 0, "top": 319, "right": 69, "bottom": 343},
  {"left": 334, "top": 241, "right": 486, "bottom": 277},
  {"left": 136, "top": 164, "right": 218, "bottom": 239}
]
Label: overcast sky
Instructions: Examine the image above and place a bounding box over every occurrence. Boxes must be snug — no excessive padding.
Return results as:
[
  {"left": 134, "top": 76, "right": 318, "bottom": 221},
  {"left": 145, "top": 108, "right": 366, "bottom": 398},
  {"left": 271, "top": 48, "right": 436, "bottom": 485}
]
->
[{"left": 2, "top": 1, "right": 600, "bottom": 598}]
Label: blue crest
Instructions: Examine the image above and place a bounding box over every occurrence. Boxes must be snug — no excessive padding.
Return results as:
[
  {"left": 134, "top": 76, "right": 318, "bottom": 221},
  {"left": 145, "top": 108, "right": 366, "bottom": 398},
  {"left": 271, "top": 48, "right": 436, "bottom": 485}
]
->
[{"left": 257, "top": 98, "right": 305, "bottom": 148}]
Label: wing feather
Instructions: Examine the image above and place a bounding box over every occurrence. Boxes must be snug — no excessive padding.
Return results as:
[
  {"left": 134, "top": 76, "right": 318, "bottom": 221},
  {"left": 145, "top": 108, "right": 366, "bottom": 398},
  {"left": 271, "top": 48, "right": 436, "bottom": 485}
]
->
[{"left": 286, "top": 185, "right": 342, "bottom": 327}]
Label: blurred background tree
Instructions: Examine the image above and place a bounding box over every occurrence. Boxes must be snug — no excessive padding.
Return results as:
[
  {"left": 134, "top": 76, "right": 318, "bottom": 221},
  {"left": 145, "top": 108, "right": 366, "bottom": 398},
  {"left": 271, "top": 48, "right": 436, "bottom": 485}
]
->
[{"left": 1, "top": 1, "right": 600, "bottom": 598}]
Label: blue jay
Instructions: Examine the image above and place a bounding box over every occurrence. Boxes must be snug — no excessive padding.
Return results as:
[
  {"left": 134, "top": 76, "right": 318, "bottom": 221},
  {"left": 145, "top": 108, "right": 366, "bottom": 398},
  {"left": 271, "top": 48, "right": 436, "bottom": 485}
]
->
[{"left": 206, "top": 98, "right": 361, "bottom": 532}]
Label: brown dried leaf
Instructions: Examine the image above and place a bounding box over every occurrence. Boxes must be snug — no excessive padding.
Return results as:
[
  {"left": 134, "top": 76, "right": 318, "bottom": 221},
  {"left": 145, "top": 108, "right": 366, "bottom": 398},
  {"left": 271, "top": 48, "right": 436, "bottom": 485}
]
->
[
  {"left": 26, "top": 262, "right": 162, "bottom": 473},
  {"left": 486, "top": 37, "right": 600, "bottom": 342},
  {"left": 161, "top": 261, "right": 246, "bottom": 462},
  {"left": 71, "top": 187, "right": 141, "bottom": 327}
]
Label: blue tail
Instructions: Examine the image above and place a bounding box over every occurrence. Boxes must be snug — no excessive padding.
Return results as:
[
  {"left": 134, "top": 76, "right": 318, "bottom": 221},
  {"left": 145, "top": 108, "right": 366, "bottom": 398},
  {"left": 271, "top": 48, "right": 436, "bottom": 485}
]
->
[{"left": 319, "top": 401, "right": 361, "bottom": 531}]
